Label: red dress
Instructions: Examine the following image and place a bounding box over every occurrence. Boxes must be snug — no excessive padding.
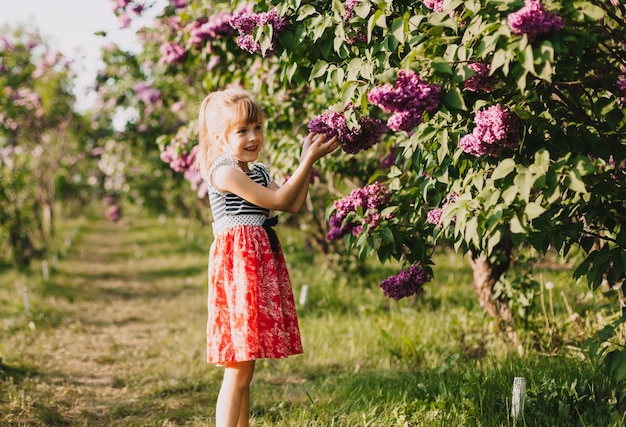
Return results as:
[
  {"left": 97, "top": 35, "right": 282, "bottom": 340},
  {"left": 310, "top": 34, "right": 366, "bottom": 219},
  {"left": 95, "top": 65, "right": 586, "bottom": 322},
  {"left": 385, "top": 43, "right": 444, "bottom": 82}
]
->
[{"left": 206, "top": 155, "right": 303, "bottom": 365}]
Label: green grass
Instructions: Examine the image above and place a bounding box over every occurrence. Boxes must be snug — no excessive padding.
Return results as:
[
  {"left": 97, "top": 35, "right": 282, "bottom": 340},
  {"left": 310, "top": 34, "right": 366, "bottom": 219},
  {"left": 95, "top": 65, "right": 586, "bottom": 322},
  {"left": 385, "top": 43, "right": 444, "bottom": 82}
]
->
[{"left": 0, "top": 207, "right": 624, "bottom": 426}]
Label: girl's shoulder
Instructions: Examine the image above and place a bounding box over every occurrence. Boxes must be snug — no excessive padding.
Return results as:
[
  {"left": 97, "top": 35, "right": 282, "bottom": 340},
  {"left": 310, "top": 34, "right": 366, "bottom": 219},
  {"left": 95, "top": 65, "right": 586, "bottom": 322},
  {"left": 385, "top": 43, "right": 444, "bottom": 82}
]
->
[{"left": 207, "top": 154, "right": 242, "bottom": 195}]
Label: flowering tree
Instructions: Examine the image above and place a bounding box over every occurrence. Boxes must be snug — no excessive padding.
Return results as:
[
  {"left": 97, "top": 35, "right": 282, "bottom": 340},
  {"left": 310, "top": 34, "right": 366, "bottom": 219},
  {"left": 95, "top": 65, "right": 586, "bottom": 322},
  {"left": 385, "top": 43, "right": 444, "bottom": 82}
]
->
[
  {"left": 0, "top": 26, "right": 87, "bottom": 268},
  {"left": 102, "top": 0, "right": 626, "bottom": 378}
]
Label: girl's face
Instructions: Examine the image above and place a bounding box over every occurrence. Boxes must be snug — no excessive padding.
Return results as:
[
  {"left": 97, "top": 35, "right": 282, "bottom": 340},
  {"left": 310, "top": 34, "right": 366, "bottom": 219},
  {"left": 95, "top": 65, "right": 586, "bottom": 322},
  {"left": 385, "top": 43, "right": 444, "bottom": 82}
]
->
[{"left": 223, "top": 120, "right": 264, "bottom": 171}]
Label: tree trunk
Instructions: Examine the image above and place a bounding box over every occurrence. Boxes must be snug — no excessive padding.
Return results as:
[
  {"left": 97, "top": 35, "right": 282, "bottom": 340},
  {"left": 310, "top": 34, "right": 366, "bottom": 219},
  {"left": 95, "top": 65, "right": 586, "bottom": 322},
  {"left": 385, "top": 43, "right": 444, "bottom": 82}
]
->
[{"left": 469, "top": 249, "right": 521, "bottom": 349}]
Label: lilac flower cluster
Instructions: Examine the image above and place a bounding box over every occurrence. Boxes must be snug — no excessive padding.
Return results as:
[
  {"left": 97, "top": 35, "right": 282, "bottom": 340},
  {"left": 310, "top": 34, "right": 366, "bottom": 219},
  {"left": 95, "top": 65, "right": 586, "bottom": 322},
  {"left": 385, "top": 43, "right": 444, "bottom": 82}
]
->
[
  {"left": 464, "top": 62, "right": 495, "bottom": 93},
  {"left": 308, "top": 107, "right": 386, "bottom": 154},
  {"left": 111, "top": 0, "right": 143, "bottom": 29},
  {"left": 160, "top": 139, "right": 198, "bottom": 173},
  {"left": 187, "top": 13, "right": 234, "bottom": 47},
  {"left": 422, "top": 0, "right": 443, "bottom": 12},
  {"left": 459, "top": 104, "right": 520, "bottom": 157},
  {"left": 368, "top": 69, "right": 442, "bottom": 132},
  {"left": 230, "top": 5, "right": 288, "bottom": 54},
  {"left": 380, "top": 145, "right": 397, "bottom": 169},
  {"left": 327, "top": 182, "right": 391, "bottom": 241},
  {"left": 133, "top": 82, "right": 161, "bottom": 104},
  {"left": 618, "top": 75, "right": 626, "bottom": 92},
  {"left": 507, "top": 0, "right": 564, "bottom": 38},
  {"left": 342, "top": 0, "right": 361, "bottom": 21},
  {"left": 379, "top": 264, "right": 430, "bottom": 300},
  {"left": 427, "top": 191, "right": 458, "bottom": 225},
  {"left": 617, "top": 74, "right": 626, "bottom": 105},
  {"left": 159, "top": 42, "right": 187, "bottom": 65}
]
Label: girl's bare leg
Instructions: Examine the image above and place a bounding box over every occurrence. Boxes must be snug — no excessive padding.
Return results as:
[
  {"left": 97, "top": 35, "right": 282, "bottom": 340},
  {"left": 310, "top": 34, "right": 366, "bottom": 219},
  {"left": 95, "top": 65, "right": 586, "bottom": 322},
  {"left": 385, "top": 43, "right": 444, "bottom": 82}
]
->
[{"left": 216, "top": 360, "right": 255, "bottom": 427}]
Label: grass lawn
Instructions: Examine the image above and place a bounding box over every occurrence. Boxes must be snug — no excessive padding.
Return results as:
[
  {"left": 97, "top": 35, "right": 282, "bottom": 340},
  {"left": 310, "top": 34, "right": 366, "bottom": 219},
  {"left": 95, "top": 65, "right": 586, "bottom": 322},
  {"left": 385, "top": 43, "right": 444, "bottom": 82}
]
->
[{"left": 1, "top": 208, "right": 624, "bottom": 426}]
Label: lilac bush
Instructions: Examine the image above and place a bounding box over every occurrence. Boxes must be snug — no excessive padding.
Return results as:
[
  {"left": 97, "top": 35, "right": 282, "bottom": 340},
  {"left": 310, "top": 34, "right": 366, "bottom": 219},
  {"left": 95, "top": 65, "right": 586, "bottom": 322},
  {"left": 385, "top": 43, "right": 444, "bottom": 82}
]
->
[
  {"left": 327, "top": 182, "right": 391, "bottom": 241},
  {"left": 158, "top": 42, "right": 186, "bottom": 65},
  {"left": 230, "top": 5, "right": 288, "bottom": 54},
  {"left": 507, "top": 0, "right": 564, "bottom": 38},
  {"left": 427, "top": 192, "right": 458, "bottom": 225},
  {"left": 459, "top": 104, "right": 520, "bottom": 157},
  {"left": 308, "top": 107, "right": 386, "bottom": 154},
  {"left": 368, "top": 69, "right": 442, "bottom": 132},
  {"left": 422, "top": 0, "right": 443, "bottom": 12},
  {"left": 133, "top": 82, "right": 161, "bottom": 104},
  {"left": 379, "top": 264, "right": 431, "bottom": 300},
  {"left": 464, "top": 63, "right": 495, "bottom": 93}
]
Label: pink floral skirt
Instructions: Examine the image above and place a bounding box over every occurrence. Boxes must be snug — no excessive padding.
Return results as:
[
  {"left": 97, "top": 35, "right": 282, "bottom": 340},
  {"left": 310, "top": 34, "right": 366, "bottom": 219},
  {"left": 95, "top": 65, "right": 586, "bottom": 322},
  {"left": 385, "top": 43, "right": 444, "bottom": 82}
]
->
[{"left": 206, "top": 224, "right": 303, "bottom": 365}]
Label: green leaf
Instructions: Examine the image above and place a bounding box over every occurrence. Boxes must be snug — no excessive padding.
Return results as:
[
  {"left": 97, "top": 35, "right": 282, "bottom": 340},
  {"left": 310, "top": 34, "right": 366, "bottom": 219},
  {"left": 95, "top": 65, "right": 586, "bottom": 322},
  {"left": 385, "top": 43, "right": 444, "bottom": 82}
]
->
[
  {"left": 310, "top": 60, "right": 328, "bottom": 79},
  {"left": 297, "top": 4, "right": 318, "bottom": 21},
  {"left": 524, "top": 202, "right": 546, "bottom": 220},
  {"left": 491, "top": 158, "right": 516, "bottom": 180},
  {"left": 566, "top": 169, "right": 588, "bottom": 194},
  {"left": 391, "top": 16, "right": 406, "bottom": 45},
  {"left": 443, "top": 87, "right": 467, "bottom": 110},
  {"left": 432, "top": 57, "right": 453, "bottom": 75}
]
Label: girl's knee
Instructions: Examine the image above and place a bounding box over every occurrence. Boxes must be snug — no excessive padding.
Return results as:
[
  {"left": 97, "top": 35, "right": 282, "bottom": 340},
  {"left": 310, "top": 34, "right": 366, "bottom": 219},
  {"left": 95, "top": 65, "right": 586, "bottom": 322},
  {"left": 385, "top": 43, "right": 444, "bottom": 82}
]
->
[{"left": 224, "top": 360, "right": 255, "bottom": 388}]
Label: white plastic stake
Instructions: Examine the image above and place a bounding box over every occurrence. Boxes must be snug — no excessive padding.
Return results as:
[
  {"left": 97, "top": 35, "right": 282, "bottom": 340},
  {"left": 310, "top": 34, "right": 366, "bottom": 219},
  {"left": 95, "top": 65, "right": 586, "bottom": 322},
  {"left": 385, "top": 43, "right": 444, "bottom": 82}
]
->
[
  {"left": 23, "top": 287, "right": 30, "bottom": 314},
  {"left": 511, "top": 377, "right": 527, "bottom": 420},
  {"left": 299, "top": 284, "right": 309, "bottom": 306},
  {"left": 42, "top": 260, "right": 49, "bottom": 281}
]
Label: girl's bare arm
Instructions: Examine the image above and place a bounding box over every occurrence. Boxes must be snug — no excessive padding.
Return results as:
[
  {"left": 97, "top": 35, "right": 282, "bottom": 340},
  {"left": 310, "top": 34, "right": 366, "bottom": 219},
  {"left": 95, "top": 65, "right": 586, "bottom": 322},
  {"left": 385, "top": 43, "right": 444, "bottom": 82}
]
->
[{"left": 212, "top": 133, "right": 338, "bottom": 213}]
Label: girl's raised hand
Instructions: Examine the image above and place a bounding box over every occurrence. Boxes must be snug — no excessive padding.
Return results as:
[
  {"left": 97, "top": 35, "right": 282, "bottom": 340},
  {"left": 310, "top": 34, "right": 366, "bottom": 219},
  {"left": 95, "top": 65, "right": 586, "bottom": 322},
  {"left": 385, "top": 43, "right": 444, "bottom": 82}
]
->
[{"left": 301, "top": 132, "right": 340, "bottom": 163}]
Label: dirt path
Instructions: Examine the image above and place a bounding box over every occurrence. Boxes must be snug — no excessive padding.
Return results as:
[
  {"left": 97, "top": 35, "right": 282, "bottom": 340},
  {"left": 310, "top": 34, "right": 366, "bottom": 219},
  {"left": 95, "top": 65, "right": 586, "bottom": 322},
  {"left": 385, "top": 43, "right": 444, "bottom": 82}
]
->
[{"left": 2, "top": 215, "right": 214, "bottom": 426}]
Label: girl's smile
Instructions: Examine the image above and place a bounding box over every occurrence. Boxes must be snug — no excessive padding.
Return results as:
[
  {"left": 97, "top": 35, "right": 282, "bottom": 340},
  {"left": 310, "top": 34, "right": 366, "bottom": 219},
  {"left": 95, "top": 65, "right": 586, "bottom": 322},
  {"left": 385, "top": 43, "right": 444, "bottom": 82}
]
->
[{"left": 224, "top": 122, "right": 264, "bottom": 169}]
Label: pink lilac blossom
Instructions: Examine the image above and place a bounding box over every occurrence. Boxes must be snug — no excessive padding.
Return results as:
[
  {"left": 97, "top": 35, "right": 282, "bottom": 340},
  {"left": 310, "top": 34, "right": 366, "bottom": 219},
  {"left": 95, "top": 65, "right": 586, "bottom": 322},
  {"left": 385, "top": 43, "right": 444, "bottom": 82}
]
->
[
  {"left": 368, "top": 69, "right": 442, "bottom": 132},
  {"left": 427, "top": 191, "right": 458, "bottom": 225},
  {"left": 327, "top": 182, "right": 391, "bottom": 241},
  {"left": 106, "top": 204, "right": 122, "bottom": 222},
  {"left": 133, "top": 82, "right": 161, "bottom": 104},
  {"left": 380, "top": 145, "right": 397, "bottom": 169},
  {"left": 422, "top": 0, "right": 443, "bottom": 12},
  {"left": 507, "top": 0, "right": 564, "bottom": 38},
  {"left": 171, "top": 0, "right": 186, "bottom": 8},
  {"left": 617, "top": 75, "right": 626, "bottom": 92},
  {"left": 187, "top": 14, "right": 234, "bottom": 49},
  {"left": 345, "top": 27, "right": 367, "bottom": 44},
  {"left": 617, "top": 75, "right": 626, "bottom": 105},
  {"left": 464, "top": 62, "right": 495, "bottom": 93},
  {"left": 342, "top": 0, "right": 361, "bottom": 21},
  {"left": 459, "top": 104, "right": 520, "bottom": 157},
  {"left": 379, "top": 264, "right": 431, "bottom": 300},
  {"left": 159, "top": 42, "right": 187, "bottom": 65},
  {"left": 308, "top": 106, "right": 386, "bottom": 154},
  {"left": 230, "top": 5, "right": 288, "bottom": 54}
]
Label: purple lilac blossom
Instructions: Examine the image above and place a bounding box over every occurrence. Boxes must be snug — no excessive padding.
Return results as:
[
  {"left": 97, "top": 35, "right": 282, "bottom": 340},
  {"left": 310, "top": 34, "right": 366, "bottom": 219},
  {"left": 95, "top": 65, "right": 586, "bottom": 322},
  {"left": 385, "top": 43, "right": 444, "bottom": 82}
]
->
[
  {"left": 327, "top": 182, "right": 391, "bottom": 241},
  {"left": 617, "top": 75, "right": 626, "bottom": 92},
  {"left": 133, "top": 82, "right": 161, "bottom": 104},
  {"left": 427, "top": 191, "right": 458, "bottom": 225},
  {"left": 159, "top": 42, "right": 187, "bottom": 65},
  {"left": 368, "top": 69, "right": 442, "bottom": 132},
  {"left": 230, "top": 5, "right": 288, "bottom": 54},
  {"left": 342, "top": 0, "right": 361, "bottom": 20},
  {"left": 308, "top": 107, "right": 386, "bottom": 154},
  {"left": 459, "top": 104, "right": 519, "bottom": 157},
  {"left": 422, "top": 0, "right": 443, "bottom": 12},
  {"left": 464, "top": 62, "right": 495, "bottom": 93},
  {"left": 380, "top": 264, "right": 430, "bottom": 300},
  {"left": 107, "top": 204, "right": 122, "bottom": 222},
  {"left": 507, "top": 0, "right": 564, "bottom": 38},
  {"left": 380, "top": 145, "right": 397, "bottom": 169}
]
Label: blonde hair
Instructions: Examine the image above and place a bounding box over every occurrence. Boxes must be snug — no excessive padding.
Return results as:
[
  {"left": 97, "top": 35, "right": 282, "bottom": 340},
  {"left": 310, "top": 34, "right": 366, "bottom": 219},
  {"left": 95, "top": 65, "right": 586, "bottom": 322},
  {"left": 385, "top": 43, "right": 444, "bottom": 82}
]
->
[{"left": 196, "top": 87, "right": 264, "bottom": 179}]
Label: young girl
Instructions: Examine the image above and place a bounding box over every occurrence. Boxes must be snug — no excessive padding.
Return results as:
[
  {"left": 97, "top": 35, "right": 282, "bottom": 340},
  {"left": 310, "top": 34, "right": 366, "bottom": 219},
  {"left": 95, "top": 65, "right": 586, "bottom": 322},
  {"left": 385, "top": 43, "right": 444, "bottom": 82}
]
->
[{"left": 196, "top": 87, "right": 339, "bottom": 427}]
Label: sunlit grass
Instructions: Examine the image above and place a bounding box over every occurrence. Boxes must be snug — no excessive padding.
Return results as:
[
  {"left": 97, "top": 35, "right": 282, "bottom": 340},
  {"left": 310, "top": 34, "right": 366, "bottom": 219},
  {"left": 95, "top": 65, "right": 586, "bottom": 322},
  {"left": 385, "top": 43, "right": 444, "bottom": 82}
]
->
[{"left": 0, "top": 207, "right": 624, "bottom": 426}]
